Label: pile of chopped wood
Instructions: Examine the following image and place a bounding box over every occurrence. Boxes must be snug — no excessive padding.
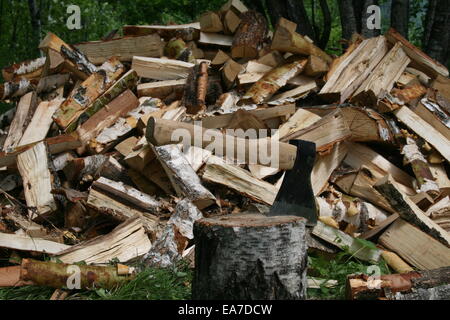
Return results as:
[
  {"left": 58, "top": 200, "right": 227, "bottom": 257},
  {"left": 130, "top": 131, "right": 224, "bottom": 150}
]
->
[{"left": 0, "top": 0, "right": 449, "bottom": 300}]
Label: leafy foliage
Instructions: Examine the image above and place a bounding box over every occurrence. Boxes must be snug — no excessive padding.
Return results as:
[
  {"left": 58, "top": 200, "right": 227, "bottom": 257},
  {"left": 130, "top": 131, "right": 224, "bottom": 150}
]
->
[{"left": 308, "top": 248, "right": 391, "bottom": 300}]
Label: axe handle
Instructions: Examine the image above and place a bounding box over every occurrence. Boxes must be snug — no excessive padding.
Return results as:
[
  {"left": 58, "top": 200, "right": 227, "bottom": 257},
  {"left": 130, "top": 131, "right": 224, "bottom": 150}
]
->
[{"left": 146, "top": 117, "right": 297, "bottom": 170}]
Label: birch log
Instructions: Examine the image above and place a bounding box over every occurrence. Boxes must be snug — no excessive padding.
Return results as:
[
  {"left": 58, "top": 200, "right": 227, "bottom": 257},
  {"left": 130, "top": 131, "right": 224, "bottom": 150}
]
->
[{"left": 192, "top": 214, "right": 308, "bottom": 300}]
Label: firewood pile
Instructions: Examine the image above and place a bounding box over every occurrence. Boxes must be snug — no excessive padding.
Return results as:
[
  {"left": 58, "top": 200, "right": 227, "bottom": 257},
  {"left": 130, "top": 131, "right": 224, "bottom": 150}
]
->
[{"left": 0, "top": 0, "right": 449, "bottom": 300}]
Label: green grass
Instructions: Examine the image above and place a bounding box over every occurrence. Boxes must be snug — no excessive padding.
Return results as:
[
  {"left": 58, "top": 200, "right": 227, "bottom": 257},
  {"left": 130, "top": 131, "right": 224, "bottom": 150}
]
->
[
  {"left": 0, "top": 251, "right": 391, "bottom": 301},
  {"left": 307, "top": 251, "right": 391, "bottom": 300},
  {"left": 0, "top": 262, "right": 192, "bottom": 300}
]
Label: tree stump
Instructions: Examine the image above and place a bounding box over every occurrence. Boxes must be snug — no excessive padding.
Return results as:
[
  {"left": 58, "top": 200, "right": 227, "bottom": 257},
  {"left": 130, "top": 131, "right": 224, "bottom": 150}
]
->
[{"left": 192, "top": 214, "right": 308, "bottom": 300}]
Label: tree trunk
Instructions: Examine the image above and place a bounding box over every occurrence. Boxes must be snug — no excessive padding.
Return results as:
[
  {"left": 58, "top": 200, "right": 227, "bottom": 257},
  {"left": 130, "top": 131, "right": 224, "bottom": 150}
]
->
[
  {"left": 422, "top": 0, "right": 437, "bottom": 48},
  {"left": 353, "top": 0, "right": 364, "bottom": 33},
  {"left": 27, "top": 0, "right": 41, "bottom": 56},
  {"left": 192, "top": 214, "right": 308, "bottom": 300},
  {"left": 338, "top": 0, "right": 359, "bottom": 41},
  {"left": 391, "top": 0, "right": 409, "bottom": 39},
  {"left": 265, "top": 0, "right": 316, "bottom": 41},
  {"left": 425, "top": 0, "right": 450, "bottom": 65},
  {"left": 318, "top": 0, "right": 331, "bottom": 49}
]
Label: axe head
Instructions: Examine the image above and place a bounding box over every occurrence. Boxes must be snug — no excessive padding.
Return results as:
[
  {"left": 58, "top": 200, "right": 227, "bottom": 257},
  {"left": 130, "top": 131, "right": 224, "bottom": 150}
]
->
[{"left": 269, "top": 140, "right": 318, "bottom": 227}]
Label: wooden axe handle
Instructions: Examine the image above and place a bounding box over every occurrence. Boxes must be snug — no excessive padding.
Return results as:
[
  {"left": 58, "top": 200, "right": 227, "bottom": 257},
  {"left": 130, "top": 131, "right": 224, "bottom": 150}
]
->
[{"left": 146, "top": 117, "right": 297, "bottom": 170}]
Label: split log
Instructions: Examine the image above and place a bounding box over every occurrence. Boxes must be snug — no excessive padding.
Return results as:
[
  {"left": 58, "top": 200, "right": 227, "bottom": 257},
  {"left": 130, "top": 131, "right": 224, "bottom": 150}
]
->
[
  {"left": 2, "top": 92, "right": 37, "bottom": 151},
  {"left": 192, "top": 213, "right": 308, "bottom": 300},
  {"left": 222, "top": 9, "right": 241, "bottom": 34},
  {"left": 312, "top": 221, "right": 381, "bottom": 263},
  {"left": 153, "top": 144, "right": 215, "bottom": 209},
  {"left": 412, "top": 97, "right": 450, "bottom": 141},
  {"left": 0, "top": 135, "right": 81, "bottom": 168},
  {"left": 320, "top": 36, "right": 389, "bottom": 103},
  {"left": 221, "top": 59, "right": 243, "bottom": 89},
  {"left": 202, "top": 104, "right": 295, "bottom": 129},
  {"left": 53, "top": 57, "right": 125, "bottom": 130},
  {"left": 65, "top": 69, "right": 138, "bottom": 133},
  {"left": 231, "top": 11, "right": 267, "bottom": 59},
  {"left": 142, "top": 199, "right": 202, "bottom": 267},
  {"left": 385, "top": 28, "right": 449, "bottom": 79},
  {"left": 1, "top": 208, "right": 48, "bottom": 237},
  {"left": 0, "top": 79, "right": 33, "bottom": 100},
  {"left": 237, "top": 61, "right": 272, "bottom": 85},
  {"left": 16, "top": 142, "right": 58, "bottom": 220},
  {"left": 94, "top": 156, "right": 130, "bottom": 182},
  {"left": 352, "top": 42, "right": 411, "bottom": 106},
  {"left": 381, "top": 250, "right": 414, "bottom": 274},
  {"left": 432, "top": 75, "right": 450, "bottom": 102},
  {"left": 74, "top": 34, "right": 163, "bottom": 64},
  {"left": 273, "top": 108, "right": 321, "bottom": 141},
  {"left": 400, "top": 136, "right": 440, "bottom": 198},
  {"left": 311, "top": 142, "right": 348, "bottom": 195},
  {"left": 164, "top": 38, "right": 195, "bottom": 63},
  {"left": 347, "top": 267, "right": 450, "bottom": 300},
  {"left": 20, "top": 258, "right": 132, "bottom": 290},
  {"left": 199, "top": 32, "right": 233, "bottom": 47},
  {"left": 202, "top": 156, "right": 278, "bottom": 205},
  {"left": 226, "top": 109, "right": 267, "bottom": 131},
  {"left": 0, "top": 232, "right": 70, "bottom": 254},
  {"left": 427, "top": 197, "right": 450, "bottom": 232},
  {"left": 211, "top": 50, "right": 231, "bottom": 66},
  {"left": 0, "top": 266, "right": 30, "bottom": 287},
  {"left": 92, "top": 97, "right": 160, "bottom": 154},
  {"left": 220, "top": 0, "right": 248, "bottom": 14},
  {"left": 184, "top": 146, "right": 212, "bottom": 171},
  {"left": 19, "top": 98, "right": 64, "bottom": 146},
  {"left": 137, "top": 79, "right": 186, "bottom": 100},
  {"left": 55, "top": 216, "right": 151, "bottom": 264},
  {"left": 86, "top": 187, "right": 159, "bottom": 238},
  {"left": 36, "top": 74, "right": 70, "bottom": 94},
  {"left": 379, "top": 219, "right": 450, "bottom": 270},
  {"left": 340, "top": 107, "right": 394, "bottom": 143},
  {"left": 394, "top": 106, "right": 450, "bottom": 162},
  {"left": 2, "top": 57, "right": 46, "bottom": 81},
  {"left": 282, "top": 109, "right": 351, "bottom": 153},
  {"left": 271, "top": 18, "right": 332, "bottom": 64},
  {"left": 123, "top": 22, "right": 200, "bottom": 41},
  {"left": 304, "top": 55, "right": 329, "bottom": 78},
  {"left": 257, "top": 51, "right": 285, "bottom": 68},
  {"left": 343, "top": 142, "right": 415, "bottom": 190},
  {"left": 124, "top": 143, "right": 155, "bottom": 172},
  {"left": 242, "top": 59, "right": 307, "bottom": 104},
  {"left": 146, "top": 117, "right": 298, "bottom": 170},
  {"left": 39, "top": 32, "right": 97, "bottom": 80},
  {"left": 199, "top": 11, "right": 223, "bottom": 33},
  {"left": 270, "top": 80, "right": 317, "bottom": 103},
  {"left": 333, "top": 168, "right": 395, "bottom": 214},
  {"left": 132, "top": 56, "right": 194, "bottom": 80},
  {"left": 63, "top": 154, "right": 108, "bottom": 183},
  {"left": 93, "top": 177, "right": 160, "bottom": 214},
  {"left": 374, "top": 175, "right": 450, "bottom": 247},
  {"left": 75, "top": 89, "right": 139, "bottom": 154}
]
